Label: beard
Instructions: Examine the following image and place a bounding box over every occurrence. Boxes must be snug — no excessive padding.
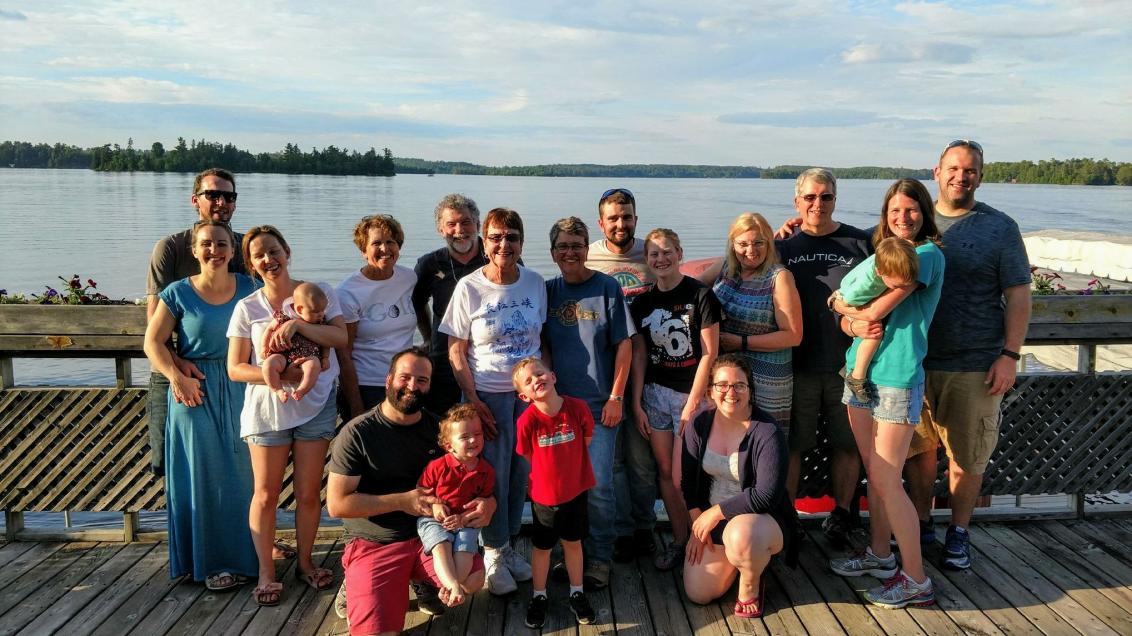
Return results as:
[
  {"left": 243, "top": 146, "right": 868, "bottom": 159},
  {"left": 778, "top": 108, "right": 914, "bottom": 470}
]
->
[
  {"left": 606, "top": 231, "right": 634, "bottom": 249},
  {"left": 386, "top": 385, "right": 425, "bottom": 415},
  {"left": 446, "top": 235, "right": 476, "bottom": 255}
]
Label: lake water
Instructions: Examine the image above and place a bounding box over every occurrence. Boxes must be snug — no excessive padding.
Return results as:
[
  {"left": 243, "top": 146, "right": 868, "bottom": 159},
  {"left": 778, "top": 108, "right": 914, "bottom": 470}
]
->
[{"left": 3, "top": 168, "right": 1131, "bottom": 385}]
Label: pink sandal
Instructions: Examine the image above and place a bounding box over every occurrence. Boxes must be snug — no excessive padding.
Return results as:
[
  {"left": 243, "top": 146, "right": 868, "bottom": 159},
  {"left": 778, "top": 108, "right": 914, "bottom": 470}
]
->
[{"left": 733, "top": 578, "right": 766, "bottom": 618}]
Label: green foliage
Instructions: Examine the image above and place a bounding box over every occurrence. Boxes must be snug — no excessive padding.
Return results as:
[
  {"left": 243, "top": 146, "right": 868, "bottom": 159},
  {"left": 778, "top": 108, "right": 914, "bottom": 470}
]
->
[
  {"left": 1, "top": 139, "right": 396, "bottom": 176},
  {"left": 760, "top": 165, "right": 932, "bottom": 180},
  {"left": 982, "top": 158, "right": 1129, "bottom": 186},
  {"left": 0, "top": 275, "right": 131, "bottom": 305}
]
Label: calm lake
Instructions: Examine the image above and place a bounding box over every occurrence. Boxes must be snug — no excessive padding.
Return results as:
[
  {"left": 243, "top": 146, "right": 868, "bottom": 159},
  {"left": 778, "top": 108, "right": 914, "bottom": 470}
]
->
[{"left": 3, "top": 168, "right": 1131, "bottom": 386}]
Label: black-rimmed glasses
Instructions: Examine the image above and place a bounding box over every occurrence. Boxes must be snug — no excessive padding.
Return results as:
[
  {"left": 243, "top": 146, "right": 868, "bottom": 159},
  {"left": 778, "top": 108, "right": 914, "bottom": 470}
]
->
[{"left": 711, "top": 382, "right": 750, "bottom": 394}]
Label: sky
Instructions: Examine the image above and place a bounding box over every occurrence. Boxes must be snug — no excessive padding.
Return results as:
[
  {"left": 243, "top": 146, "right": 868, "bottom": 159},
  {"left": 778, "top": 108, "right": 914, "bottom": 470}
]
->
[{"left": 1, "top": 1, "right": 1129, "bottom": 168}]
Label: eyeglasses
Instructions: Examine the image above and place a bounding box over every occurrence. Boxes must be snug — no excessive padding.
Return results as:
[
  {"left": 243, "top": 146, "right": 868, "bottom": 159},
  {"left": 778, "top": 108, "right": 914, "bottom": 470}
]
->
[
  {"left": 711, "top": 382, "right": 750, "bottom": 393},
  {"left": 599, "top": 188, "right": 635, "bottom": 204},
  {"left": 196, "top": 190, "right": 238, "bottom": 203},
  {"left": 800, "top": 193, "right": 835, "bottom": 203},
  {"left": 733, "top": 239, "right": 767, "bottom": 251},
  {"left": 945, "top": 139, "right": 983, "bottom": 156},
  {"left": 553, "top": 242, "right": 587, "bottom": 253},
  {"left": 486, "top": 232, "right": 522, "bottom": 244}
]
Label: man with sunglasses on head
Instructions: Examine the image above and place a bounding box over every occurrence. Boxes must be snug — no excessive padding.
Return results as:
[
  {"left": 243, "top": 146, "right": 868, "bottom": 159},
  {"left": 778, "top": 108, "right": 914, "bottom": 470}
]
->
[
  {"left": 775, "top": 168, "right": 872, "bottom": 549},
  {"left": 899, "top": 140, "right": 1031, "bottom": 571},
  {"left": 584, "top": 187, "right": 659, "bottom": 562},
  {"left": 144, "top": 168, "right": 246, "bottom": 477}
]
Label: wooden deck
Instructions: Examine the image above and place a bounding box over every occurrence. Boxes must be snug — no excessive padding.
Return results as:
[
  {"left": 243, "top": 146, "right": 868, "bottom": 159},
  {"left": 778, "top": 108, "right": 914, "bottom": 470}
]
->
[{"left": 2, "top": 518, "right": 1131, "bottom": 635}]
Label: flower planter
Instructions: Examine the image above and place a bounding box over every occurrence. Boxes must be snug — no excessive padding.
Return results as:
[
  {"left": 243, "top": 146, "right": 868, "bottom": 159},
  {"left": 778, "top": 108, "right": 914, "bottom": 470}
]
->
[
  {"left": 1027, "top": 293, "right": 1132, "bottom": 343},
  {"left": 0, "top": 304, "right": 147, "bottom": 357}
]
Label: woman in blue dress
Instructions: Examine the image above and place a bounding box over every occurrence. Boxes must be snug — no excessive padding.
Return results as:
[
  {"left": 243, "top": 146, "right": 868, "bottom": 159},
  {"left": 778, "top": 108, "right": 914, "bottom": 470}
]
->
[{"left": 144, "top": 220, "right": 258, "bottom": 590}]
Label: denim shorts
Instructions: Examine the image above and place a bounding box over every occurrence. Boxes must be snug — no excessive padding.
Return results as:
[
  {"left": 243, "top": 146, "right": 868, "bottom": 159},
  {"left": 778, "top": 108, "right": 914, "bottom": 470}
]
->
[
  {"left": 416, "top": 517, "right": 480, "bottom": 555},
  {"left": 643, "top": 383, "right": 694, "bottom": 432},
  {"left": 842, "top": 379, "right": 924, "bottom": 425},
  {"left": 245, "top": 393, "right": 339, "bottom": 446}
]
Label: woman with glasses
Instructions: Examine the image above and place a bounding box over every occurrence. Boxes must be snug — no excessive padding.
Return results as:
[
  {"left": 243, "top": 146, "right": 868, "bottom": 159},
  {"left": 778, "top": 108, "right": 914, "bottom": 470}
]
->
[
  {"left": 144, "top": 220, "right": 258, "bottom": 592},
  {"left": 697, "top": 213, "right": 802, "bottom": 433},
  {"left": 630, "top": 228, "right": 721, "bottom": 571},
  {"left": 440, "top": 208, "right": 547, "bottom": 595},
  {"left": 336, "top": 215, "right": 418, "bottom": 420},
  {"left": 680, "top": 354, "right": 794, "bottom": 618},
  {"left": 227, "top": 225, "right": 348, "bottom": 606}
]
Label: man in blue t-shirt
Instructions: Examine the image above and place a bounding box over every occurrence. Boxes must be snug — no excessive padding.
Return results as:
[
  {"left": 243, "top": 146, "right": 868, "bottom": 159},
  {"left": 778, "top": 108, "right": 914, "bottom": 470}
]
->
[
  {"left": 544, "top": 216, "right": 632, "bottom": 589},
  {"left": 905, "top": 140, "right": 1031, "bottom": 571}
]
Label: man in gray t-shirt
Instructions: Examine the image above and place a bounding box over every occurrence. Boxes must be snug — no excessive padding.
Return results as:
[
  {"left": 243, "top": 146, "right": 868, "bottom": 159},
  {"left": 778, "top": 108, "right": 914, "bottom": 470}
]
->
[
  {"left": 145, "top": 168, "right": 244, "bottom": 475},
  {"left": 905, "top": 141, "right": 1031, "bottom": 571}
]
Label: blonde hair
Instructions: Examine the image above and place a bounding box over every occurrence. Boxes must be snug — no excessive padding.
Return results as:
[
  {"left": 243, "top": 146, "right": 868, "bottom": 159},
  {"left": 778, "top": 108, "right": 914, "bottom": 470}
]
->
[
  {"left": 510, "top": 356, "right": 546, "bottom": 392},
  {"left": 873, "top": 237, "right": 919, "bottom": 284},
  {"left": 242, "top": 225, "right": 290, "bottom": 280},
  {"left": 438, "top": 403, "right": 481, "bottom": 448},
  {"left": 644, "top": 228, "right": 682, "bottom": 253},
  {"left": 723, "top": 212, "right": 777, "bottom": 279}
]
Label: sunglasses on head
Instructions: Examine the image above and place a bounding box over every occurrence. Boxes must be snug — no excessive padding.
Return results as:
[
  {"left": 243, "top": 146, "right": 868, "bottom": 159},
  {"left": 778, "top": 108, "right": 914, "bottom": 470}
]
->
[
  {"left": 599, "top": 187, "right": 635, "bottom": 205},
  {"left": 945, "top": 139, "right": 983, "bottom": 156},
  {"left": 196, "top": 189, "right": 238, "bottom": 203}
]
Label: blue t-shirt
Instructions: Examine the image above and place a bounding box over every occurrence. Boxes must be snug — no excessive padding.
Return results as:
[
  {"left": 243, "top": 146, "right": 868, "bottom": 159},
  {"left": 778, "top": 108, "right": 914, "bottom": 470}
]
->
[
  {"left": 845, "top": 242, "right": 944, "bottom": 388},
  {"left": 925, "top": 202, "right": 1031, "bottom": 372},
  {"left": 544, "top": 272, "right": 631, "bottom": 417}
]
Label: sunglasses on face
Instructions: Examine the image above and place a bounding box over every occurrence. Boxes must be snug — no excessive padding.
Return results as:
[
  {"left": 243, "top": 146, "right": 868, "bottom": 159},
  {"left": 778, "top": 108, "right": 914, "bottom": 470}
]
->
[
  {"left": 800, "top": 193, "right": 835, "bottom": 203},
  {"left": 486, "top": 232, "right": 522, "bottom": 244},
  {"left": 196, "top": 190, "right": 238, "bottom": 203}
]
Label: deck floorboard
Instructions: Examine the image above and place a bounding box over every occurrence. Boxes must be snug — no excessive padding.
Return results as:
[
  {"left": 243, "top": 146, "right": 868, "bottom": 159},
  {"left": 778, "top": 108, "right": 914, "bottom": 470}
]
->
[{"left": 1, "top": 519, "right": 1130, "bottom": 635}]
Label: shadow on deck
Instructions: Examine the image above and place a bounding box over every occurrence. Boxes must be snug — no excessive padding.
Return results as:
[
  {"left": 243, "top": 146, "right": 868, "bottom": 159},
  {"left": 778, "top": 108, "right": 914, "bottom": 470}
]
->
[{"left": 2, "top": 518, "right": 1131, "bottom": 635}]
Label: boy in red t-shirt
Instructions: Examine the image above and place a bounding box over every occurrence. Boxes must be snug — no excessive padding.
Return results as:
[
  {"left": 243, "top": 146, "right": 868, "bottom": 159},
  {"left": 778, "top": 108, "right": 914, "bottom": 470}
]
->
[
  {"left": 512, "top": 357, "right": 597, "bottom": 628},
  {"left": 417, "top": 404, "right": 495, "bottom": 605}
]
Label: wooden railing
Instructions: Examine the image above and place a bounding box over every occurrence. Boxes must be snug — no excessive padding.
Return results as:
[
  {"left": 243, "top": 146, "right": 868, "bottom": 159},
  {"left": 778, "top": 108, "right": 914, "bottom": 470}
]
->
[{"left": 2, "top": 296, "right": 1131, "bottom": 541}]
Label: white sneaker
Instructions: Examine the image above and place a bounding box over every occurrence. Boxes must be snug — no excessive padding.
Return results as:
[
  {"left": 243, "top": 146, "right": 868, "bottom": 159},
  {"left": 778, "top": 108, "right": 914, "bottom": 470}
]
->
[
  {"left": 484, "top": 548, "right": 518, "bottom": 595},
  {"left": 500, "top": 544, "right": 533, "bottom": 582}
]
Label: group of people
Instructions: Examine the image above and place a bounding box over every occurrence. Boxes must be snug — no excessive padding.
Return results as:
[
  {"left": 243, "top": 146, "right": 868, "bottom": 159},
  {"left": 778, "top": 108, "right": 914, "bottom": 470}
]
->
[{"left": 142, "top": 137, "right": 1031, "bottom": 635}]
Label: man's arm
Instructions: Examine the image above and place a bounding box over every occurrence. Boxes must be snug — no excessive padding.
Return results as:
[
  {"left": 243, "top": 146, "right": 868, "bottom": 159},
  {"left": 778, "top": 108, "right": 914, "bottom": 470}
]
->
[
  {"left": 326, "top": 472, "right": 436, "bottom": 519},
  {"left": 412, "top": 258, "right": 435, "bottom": 352},
  {"left": 985, "top": 283, "right": 1031, "bottom": 395}
]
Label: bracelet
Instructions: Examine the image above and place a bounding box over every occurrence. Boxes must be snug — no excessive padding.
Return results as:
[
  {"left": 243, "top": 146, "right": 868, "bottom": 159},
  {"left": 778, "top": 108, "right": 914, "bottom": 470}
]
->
[
  {"left": 608, "top": 394, "right": 623, "bottom": 402},
  {"left": 1000, "top": 348, "right": 1021, "bottom": 361},
  {"left": 847, "top": 316, "right": 857, "bottom": 335}
]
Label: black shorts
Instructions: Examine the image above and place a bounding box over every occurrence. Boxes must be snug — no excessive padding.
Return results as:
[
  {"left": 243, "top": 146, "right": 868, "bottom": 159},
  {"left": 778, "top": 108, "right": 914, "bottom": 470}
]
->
[{"left": 530, "top": 491, "right": 588, "bottom": 550}]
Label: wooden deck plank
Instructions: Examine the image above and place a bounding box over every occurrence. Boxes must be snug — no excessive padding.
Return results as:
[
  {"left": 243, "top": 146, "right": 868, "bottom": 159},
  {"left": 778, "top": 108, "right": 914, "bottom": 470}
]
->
[
  {"left": 286, "top": 539, "right": 347, "bottom": 636},
  {"left": 0, "top": 542, "right": 37, "bottom": 571},
  {"left": 1067, "top": 520, "right": 1132, "bottom": 569},
  {"left": 967, "top": 524, "right": 1119, "bottom": 635},
  {"left": 768, "top": 552, "right": 848, "bottom": 635},
  {"left": 0, "top": 542, "right": 64, "bottom": 592},
  {"left": 606, "top": 545, "right": 656, "bottom": 635},
  {"left": 981, "top": 523, "right": 1132, "bottom": 633},
  {"left": 86, "top": 551, "right": 182, "bottom": 636},
  {"left": 463, "top": 585, "right": 505, "bottom": 636},
  {"left": 237, "top": 539, "right": 339, "bottom": 636},
  {"left": 671, "top": 563, "right": 731, "bottom": 636},
  {"left": 1018, "top": 523, "right": 1132, "bottom": 609},
  {"left": 792, "top": 532, "right": 885, "bottom": 636},
  {"left": 0, "top": 541, "right": 94, "bottom": 619},
  {"left": 19, "top": 542, "right": 157, "bottom": 636},
  {"left": 57, "top": 541, "right": 169, "bottom": 634},
  {"left": 640, "top": 535, "right": 691, "bottom": 636},
  {"left": 0, "top": 542, "right": 122, "bottom": 635}
]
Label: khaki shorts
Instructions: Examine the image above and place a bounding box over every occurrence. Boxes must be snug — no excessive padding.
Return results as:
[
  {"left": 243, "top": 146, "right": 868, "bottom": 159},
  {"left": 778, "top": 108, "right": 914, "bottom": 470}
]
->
[{"left": 910, "top": 371, "right": 1003, "bottom": 473}]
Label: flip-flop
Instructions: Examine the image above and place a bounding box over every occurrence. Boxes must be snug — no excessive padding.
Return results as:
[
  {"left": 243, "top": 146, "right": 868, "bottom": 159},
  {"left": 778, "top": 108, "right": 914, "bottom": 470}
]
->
[
  {"left": 733, "top": 577, "right": 766, "bottom": 619},
  {"left": 272, "top": 540, "right": 297, "bottom": 559},
  {"left": 253, "top": 582, "right": 283, "bottom": 607},
  {"left": 296, "top": 567, "right": 334, "bottom": 591},
  {"left": 204, "top": 571, "right": 247, "bottom": 591}
]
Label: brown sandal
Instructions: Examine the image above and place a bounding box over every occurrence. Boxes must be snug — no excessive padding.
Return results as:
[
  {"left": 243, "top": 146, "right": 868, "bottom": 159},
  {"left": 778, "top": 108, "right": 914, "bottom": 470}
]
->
[
  {"left": 296, "top": 567, "right": 334, "bottom": 590},
  {"left": 253, "top": 582, "right": 283, "bottom": 606},
  {"left": 272, "top": 540, "right": 297, "bottom": 560}
]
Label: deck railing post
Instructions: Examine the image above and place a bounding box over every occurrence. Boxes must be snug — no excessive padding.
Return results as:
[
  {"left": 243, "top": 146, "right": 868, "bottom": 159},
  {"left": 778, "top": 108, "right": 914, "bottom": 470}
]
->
[
  {"left": 0, "top": 357, "right": 13, "bottom": 389},
  {"left": 4, "top": 511, "right": 24, "bottom": 541},
  {"left": 123, "top": 511, "right": 139, "bottom": 542},
  {"left": 115, "top": 357, "right": 133, "bottom": 389}
]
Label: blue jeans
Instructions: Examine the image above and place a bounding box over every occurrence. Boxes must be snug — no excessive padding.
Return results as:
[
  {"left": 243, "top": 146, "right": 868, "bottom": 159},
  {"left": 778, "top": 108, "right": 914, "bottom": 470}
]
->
[
  {"left": 613, "top": 410, "right": 657, "bottom": 536},
  {"left": 585, "top": 407, "right": 618, "bottom": 564},
  {"left": 477, "top": 390, "right": 530, "bottom": 549}
]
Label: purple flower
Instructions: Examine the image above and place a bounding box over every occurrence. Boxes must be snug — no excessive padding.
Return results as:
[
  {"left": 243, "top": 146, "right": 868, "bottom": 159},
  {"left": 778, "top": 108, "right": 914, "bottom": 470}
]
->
[{"left": 45, "top": 287, "right": 58, "bottom": 298}]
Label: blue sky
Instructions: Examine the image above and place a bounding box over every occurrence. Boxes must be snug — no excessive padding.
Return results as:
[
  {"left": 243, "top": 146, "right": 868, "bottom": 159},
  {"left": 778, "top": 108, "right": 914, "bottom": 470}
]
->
[{"left": 1, "top": 1, "right": 1129, "bottom": 168}]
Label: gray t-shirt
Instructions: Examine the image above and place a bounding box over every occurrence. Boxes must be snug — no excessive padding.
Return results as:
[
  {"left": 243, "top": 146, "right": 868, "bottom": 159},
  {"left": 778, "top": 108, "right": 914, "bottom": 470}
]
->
[
  {"left": 147, "top": 227, "right": 246, "bottom": 296},
  {"left": 924, "top": 202, "right": 1031, "bottom": 372}
]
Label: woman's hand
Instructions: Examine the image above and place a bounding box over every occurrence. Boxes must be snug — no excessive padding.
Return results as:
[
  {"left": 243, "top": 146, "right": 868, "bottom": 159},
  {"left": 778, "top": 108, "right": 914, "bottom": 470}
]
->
[
  {"left": 685, "top": 534, "right": 713, "bottom": 565},
  {"left": 690, "top": 505, "right": 725, "bottom": 546},
  {"left": 270, "top": 319, "right": 299, "bottom": 352},
  {"left": 600, "top": 398, "right": 623, "bottom": 427},
  {"left": 170, "top": 373, "right": 204, "bottom": 407},
  {"left": 678, "top": 396, "right": 700, "bottom": 436},
  {"left": 470, "top": 399, "right": 497, "bottom": 439},
  {"left": 718, "top": 331, "right": 743, "bottom": 353},
  {"left": 633, "top": 405, "right": 651, "bottom": 439}
]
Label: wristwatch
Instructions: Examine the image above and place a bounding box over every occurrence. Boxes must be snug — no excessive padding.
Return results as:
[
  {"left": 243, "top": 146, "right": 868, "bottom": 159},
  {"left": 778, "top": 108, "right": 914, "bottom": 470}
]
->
[
  {"left": 1000, "top": 348, "right": 1021, "bottom": 361},
  {"left": 608, "top": 395, "right": 623, "bottom": 402}
]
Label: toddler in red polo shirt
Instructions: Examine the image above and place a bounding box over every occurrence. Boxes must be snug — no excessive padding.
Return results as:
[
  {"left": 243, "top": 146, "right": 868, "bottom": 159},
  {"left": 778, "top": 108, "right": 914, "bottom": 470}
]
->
[
  {"left": 416, "top": 403, "right": 495, "bottom": 605},
  {"left": 512, "top": 357, "right": 597, "bottom": 627}
]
